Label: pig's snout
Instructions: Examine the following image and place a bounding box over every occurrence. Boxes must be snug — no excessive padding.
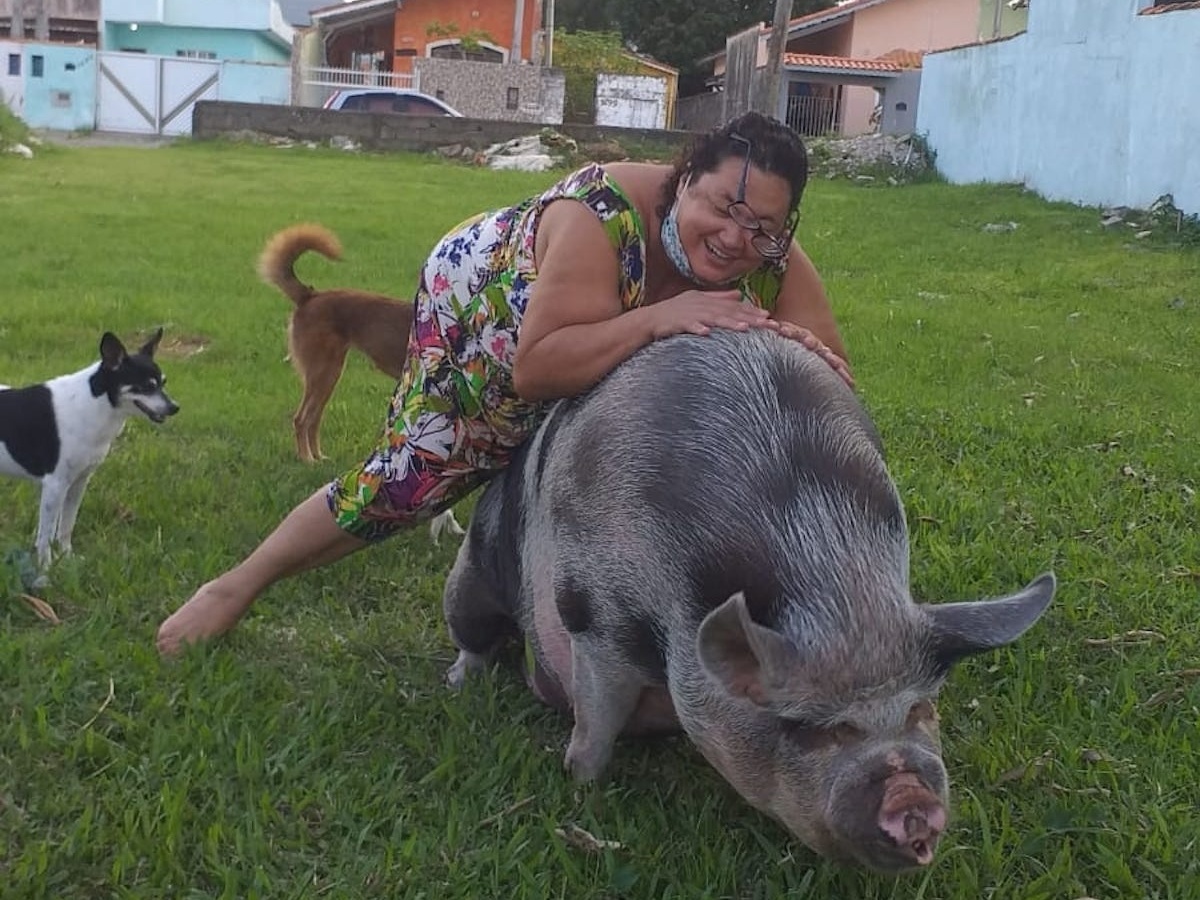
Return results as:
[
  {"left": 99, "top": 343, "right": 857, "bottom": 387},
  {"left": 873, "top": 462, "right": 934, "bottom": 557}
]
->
[{"left": 877, "top": 773, "right": 946, "bottom": 867}]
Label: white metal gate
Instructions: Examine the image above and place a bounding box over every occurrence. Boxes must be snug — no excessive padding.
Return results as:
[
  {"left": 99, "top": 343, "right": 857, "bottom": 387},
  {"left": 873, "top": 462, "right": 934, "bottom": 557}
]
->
[{"left": 98, "top": 51, "right": 219, "bottom": 136}]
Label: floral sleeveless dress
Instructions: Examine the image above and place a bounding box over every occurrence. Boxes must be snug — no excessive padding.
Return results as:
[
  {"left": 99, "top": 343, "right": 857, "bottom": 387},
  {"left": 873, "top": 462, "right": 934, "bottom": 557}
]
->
[{"left": 328, "top": 163, "right": 787, "bottom": 542}]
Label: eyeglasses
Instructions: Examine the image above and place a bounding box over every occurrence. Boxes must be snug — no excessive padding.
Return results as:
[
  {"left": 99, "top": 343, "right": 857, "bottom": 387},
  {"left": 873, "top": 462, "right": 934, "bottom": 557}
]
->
[{"left": 726, "top": 132, "right": 794, "bottom": 261}]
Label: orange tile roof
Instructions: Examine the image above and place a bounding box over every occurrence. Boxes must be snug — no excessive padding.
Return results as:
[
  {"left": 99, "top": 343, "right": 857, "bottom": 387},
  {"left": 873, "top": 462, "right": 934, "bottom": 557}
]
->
[
  {"left": 875, "top": 48, "right": 925, "bottom": 68},
  {"left": 1139, "top": 0, "right": 1200, "bottom": 12},
  {"left": 783, "top": 52, "right": 903, "bottom": 72}
]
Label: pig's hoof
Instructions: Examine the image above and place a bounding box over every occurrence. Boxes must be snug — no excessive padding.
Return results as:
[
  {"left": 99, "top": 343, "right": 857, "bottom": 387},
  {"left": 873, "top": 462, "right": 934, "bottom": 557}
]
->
[{"left": 445, "top": 649, "right": 486, "bottom": 689}]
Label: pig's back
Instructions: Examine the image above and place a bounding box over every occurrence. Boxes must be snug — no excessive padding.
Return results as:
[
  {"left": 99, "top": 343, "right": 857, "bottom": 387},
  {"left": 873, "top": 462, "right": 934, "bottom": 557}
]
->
[{"left": 532, "top": 328, "right": 907, "bottom": 622}]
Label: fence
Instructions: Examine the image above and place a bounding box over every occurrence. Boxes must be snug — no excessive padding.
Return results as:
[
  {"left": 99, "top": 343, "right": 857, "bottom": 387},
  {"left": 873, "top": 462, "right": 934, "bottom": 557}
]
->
[{"left": 786, "top": 91, "right": 841, "bottom": 137}]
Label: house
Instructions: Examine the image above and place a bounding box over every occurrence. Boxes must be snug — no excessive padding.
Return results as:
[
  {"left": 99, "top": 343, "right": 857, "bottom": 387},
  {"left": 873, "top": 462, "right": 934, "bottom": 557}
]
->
[
  {"left": 101, "top": 0, "right": 295, "bottom": 64},
  {"left": 299, "top": 0, "right": 563, "bottom": 122},
  {"left": 1, "top": 0, "right": 100, "bottom": 44},
  {"left": 690, "top": 0, "right": 994, "bottom": 137},
  {"left": 917, "top": 0, "right": 1200, "bottom": 215},
  {"left": 307, "top": 0, "right": 548, "bottom": 75},
  {"left": 1, "top": 0, "right": 100, "bottom": 121}
]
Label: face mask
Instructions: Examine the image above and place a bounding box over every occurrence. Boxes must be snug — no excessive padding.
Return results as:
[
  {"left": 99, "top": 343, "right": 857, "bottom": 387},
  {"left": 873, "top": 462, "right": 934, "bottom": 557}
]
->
[{"left": 660, "top": 194, "right": 733, "bottom": 289}]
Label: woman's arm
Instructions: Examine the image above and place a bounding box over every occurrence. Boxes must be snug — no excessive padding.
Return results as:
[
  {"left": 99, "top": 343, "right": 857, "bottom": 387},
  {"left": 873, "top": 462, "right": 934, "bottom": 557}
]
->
[
  {"left": 771, "top": 243, "right": 847, "bottom": 360},
  {"left": 512, "top": 201, "right": 774, "bottom": 402},
  {"left": 511, "top": 201, "right": 652, "bottom": 402},
  {"left": 770, "top": 243, "right": 854, "bottom": 387}
]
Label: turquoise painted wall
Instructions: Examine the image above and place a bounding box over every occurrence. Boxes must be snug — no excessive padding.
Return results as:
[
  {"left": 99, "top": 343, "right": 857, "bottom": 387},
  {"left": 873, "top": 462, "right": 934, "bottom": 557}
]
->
[
  {"left": 918, "top": 0, "right": 1200, "bottom": 215},
  {"left": 103, "top": 23, "right": 288, "bottom": 63},
  {"left": 21, "top": 44, "right": 96, "bottom": 130},
  {"left": 220, "top": 60, "right": 291, "bottom": 105}
]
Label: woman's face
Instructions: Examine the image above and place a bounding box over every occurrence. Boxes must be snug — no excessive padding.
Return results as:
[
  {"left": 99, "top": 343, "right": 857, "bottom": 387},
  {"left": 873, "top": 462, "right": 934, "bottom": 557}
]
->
[{"left": 673, "top": 156, "right": 794, "bottom": 283}]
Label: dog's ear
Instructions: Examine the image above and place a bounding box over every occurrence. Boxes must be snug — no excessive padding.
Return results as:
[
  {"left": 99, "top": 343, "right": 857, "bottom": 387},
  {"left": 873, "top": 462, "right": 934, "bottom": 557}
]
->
[
  {"left": 139, "top": 327, "right": 164, "bottom": 358},
  {"left": 99, "top": 332, "right": 128, "bottom": 369}
]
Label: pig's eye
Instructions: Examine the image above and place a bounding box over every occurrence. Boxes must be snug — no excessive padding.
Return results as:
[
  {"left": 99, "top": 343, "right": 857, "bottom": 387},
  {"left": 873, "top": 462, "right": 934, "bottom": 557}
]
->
[
  {"left": 778, "top": 717, "right": 833, "bottom": 748},
  {"left": 832, "top": 722, "right": 865, "bottom": 742},
  {"left": 779, "top": 718, "right": 863, "bottom": 748}
]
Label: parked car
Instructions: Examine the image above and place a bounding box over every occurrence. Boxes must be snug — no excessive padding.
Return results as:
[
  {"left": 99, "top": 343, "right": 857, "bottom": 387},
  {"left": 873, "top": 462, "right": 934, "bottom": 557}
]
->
[{"left": 322, "top": 89, "right": 464, "bottom": 117}]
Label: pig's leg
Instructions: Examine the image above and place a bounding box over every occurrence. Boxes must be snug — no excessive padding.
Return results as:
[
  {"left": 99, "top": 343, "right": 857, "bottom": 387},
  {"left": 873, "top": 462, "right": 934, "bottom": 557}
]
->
[
  {"left": 564, "top": 638, "right": 646, "bottom": 782},
  {"left": 442, "top": 548, "right": 518, "bottom": 688}
]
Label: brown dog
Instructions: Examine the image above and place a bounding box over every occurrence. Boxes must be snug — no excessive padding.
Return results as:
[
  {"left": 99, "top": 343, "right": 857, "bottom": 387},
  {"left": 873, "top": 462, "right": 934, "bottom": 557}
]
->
[
  {"left": 258, "top": 223, "right": 464, "bottom": 544},
  {"left": 258, "top": 223, "right": 414, "bottom": 464}
]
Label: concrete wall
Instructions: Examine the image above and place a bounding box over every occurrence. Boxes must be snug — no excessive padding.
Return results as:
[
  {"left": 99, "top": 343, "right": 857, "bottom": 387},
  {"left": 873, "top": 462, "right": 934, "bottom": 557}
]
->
[
  {"left": 192, "top": 99, "right": 694, "bottom": 153},
  {"left": 219, "top": 59, "right": 290, "bottom": 106},
  {"left": 19, "top": 42, "right": 95, "bottom": 130},
  {"left": 1, "top": 38, "right": 24, "bottom": 114},
  {"left": 595, "top": 73, "right": 668, "bottom": 130},
  {"left": 917, "top": 0, "right": 1200, "bottom": 214}
]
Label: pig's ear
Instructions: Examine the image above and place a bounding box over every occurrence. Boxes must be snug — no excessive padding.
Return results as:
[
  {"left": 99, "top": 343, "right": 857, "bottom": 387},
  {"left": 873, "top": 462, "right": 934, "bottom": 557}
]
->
[
  {"left": 923, "top": 572, "right": 1056, "bottom": 669},
  {"left": 697, "top": 592, "right": 799, "bottom": 707}
]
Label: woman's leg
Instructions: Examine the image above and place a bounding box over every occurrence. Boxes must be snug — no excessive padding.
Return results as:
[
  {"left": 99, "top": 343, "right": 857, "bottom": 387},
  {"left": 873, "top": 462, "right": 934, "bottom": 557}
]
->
[{"left": 156, "top": 487, "right": 366, "bottom": 656}]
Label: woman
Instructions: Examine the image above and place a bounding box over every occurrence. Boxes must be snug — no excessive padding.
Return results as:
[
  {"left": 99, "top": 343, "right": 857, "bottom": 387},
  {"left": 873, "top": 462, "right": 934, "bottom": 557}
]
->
[{"left": 157, "top": 111, "right": 852, "bottom": 655}]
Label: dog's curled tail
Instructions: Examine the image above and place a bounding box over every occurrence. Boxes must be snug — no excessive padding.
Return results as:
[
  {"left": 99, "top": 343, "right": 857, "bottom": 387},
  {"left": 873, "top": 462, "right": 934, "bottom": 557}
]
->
[{"left": 258, "top": 223, "right": 344, "bottom": 306}]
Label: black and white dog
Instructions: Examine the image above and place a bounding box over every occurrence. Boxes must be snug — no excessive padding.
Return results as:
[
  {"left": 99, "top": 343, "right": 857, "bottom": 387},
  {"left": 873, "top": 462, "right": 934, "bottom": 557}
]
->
[{"left": 0, "top": 329, "right": 179, "bottom": 569}]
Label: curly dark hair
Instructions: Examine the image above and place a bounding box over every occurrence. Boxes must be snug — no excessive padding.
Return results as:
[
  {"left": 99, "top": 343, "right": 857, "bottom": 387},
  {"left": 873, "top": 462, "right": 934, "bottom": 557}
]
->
[{"left": 657, "top": 111, "right": 809, "bottom": 226}]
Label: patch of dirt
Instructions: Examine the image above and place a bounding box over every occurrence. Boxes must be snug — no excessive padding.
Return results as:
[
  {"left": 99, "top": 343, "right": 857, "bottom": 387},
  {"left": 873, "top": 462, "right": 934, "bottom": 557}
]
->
[{"left": 158, "top": 334, "right": 210, "bottom": 358}]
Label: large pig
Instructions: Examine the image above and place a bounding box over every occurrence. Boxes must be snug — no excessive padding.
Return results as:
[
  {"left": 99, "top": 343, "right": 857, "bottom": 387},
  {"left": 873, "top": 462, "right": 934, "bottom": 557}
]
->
[{"left": 442, "top": 328, "right": 1055, "bottom": 873}]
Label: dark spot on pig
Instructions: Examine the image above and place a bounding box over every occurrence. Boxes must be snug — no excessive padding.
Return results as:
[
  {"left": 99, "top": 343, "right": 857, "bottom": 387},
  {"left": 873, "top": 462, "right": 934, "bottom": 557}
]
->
[
  {"left": 768, "top": 365, "right": 903, "bottom": 531},
  {"left": 471, "top": 443, "right": 530, "bottom": 618},
  {"left": 688, "top": 545, "right": 783, "bottom": 626},
  {"left": 556, "top": 577, "right": 594, "bottom": 634},
  {"left": 615, "top": 613, "right": 666, "bottom": 680},
  {"left": 446, "top": 610, "right": 520, "bottom": 656}
]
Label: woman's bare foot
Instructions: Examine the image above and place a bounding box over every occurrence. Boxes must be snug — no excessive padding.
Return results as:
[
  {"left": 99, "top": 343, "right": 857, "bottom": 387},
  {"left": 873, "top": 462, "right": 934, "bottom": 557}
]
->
[
  {"left": 156, "top": 488, "right": 368, "bottom": 657},
  {"left": 156, "top": 576, "right": 257, "bottom": 656}
]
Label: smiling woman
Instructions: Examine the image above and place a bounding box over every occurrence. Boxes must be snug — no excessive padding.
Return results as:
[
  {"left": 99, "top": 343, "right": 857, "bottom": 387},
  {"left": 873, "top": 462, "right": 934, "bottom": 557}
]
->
[{"left": 156, "top": 111, "right": 853, "bottom": 656}]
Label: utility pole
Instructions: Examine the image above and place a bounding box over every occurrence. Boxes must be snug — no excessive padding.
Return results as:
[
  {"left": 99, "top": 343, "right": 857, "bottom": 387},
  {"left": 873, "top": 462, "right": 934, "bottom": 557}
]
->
[
  {"left": 512, "top": 0, "right": 525, "bottom": 62},
  {"left": 760, "top": 0, "right": 792, "bottom": 117}
]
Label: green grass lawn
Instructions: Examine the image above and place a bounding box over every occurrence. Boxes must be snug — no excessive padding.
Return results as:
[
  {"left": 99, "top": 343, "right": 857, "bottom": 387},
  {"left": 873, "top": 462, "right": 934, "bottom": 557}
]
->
[{"left": 1, "top": 140, "right": 1197, "bottom": 899}]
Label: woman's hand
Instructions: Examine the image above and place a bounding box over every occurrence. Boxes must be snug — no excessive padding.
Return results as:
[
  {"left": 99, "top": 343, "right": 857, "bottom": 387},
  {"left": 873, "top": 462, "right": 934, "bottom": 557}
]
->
[
  {"left": 647, "top": 290, "right": 778, "bottom": 340},
  {"left": 776, "top": 321, "right": 856, "bottom": 390}
]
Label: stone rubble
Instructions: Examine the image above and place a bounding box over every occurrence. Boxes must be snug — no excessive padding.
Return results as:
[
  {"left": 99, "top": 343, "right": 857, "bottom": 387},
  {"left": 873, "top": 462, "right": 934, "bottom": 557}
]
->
[{"left": 805, "top": 133, "right": 934, "bottom": 184}]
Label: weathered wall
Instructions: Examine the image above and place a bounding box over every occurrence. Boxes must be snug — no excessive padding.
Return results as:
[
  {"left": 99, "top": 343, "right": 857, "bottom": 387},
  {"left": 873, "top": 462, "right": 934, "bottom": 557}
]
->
[
  {"left": 594, "top": 73, "right": 667, "bottom": 130},
  {"left": 917, "top": 0, "right": 1200, "bottom": 214},
  {"left": 17, "top": 42, "right": 96, "bottom": 130},
  {"left": 192, "top": 99, "right": 695, "bottom": 152}
]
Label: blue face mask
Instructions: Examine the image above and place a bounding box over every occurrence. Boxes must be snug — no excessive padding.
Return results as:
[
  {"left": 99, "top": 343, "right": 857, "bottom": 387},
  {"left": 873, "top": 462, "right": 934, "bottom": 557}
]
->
[{"left": 660, "top": 195, "right": 733, "bottom": 289}]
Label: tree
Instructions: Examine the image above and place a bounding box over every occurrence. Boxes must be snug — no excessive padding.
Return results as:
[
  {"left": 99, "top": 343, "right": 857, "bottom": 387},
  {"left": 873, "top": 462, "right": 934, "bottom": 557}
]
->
[
  {"left": 556, "top": 0, "right": 836, "bottom": 96},
  {"left": 553, "top": 29, "right": 641, "bottom": 123},
  {"left": 553, "top": 0, "right": 620, "bottom": 33}
]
